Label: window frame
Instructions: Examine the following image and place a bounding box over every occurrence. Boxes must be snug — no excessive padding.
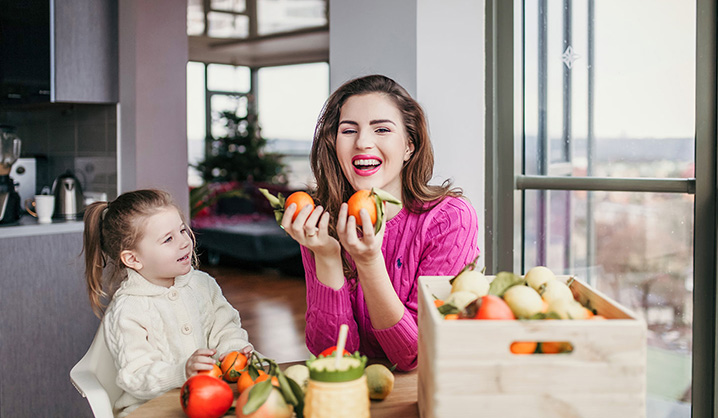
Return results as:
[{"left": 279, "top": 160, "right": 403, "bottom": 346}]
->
[{"left": 485, "top": 0, "right": 717, "bottom": 414}]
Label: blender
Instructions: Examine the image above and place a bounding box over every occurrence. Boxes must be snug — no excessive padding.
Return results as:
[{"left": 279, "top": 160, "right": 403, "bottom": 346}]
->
[{"left": 0, "top": 125, "right": 22, "bottom": 225}]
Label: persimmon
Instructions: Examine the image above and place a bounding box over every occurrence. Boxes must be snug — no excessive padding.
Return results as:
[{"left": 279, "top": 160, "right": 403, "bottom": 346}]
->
[
  {"left": 474, "top": 295, "right": 516, "bottom": 320},
  {"left": 220, "top": 351, "right": 248, "bottom": 382},
  {"left": 237, "top": 369, "right": 268, "bottom": 394},
  {"left": 443, "top": 314, "right": 459, "bottom": 320},
  {"left": 197, "top": 363, "right": 223, "bottom": 379},
  {"left": 255, "top": 373, "right": 280, "bottom": 387},
  {"left": 433, "top": 299, "right": 444, "bottom": 308},
  {"left": 539, "top": 341, "right": 573, "bottom": 354},
  {"left": 510, "top": 341, "right": 538, "bottom": 354},
  {"left": 284, "top": 191, "right": 315, "bottom": 221}
]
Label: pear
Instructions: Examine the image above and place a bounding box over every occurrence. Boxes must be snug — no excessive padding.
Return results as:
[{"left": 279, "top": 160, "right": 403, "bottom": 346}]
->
[
  {"left": 548, "top": 299, "right": 591, "bottom": 320},
  {"left": 525, "top": 266, "right": 557, "bottom": 291},
  {"left": 538, "top": 279, "right": 574, "bottom": 305},
  {"left": 503, "top": 285, "right": 544, "bottom": 318},
  {"left": 444, "top": 290, "right": 479, "bottom": 311},
  {"left": 451, "top": 270, "right": 490, "bottom": 297}
]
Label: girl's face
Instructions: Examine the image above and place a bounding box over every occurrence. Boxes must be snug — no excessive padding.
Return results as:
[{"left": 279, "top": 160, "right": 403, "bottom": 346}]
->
[
  {"left": 122, "top": 207, "right": 193, "bottom": 287},
  {"left": 335, "top": 93, "right": 414, "bottom": 198}
]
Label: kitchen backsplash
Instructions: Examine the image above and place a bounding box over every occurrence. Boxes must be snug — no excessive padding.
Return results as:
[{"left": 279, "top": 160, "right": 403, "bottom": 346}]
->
[{"left": 0, "top": 103, "right": 117, "bottom": 200}]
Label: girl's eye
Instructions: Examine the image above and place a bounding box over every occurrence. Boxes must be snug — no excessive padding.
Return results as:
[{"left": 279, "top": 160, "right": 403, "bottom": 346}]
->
[
  {"left": 164, "top": 236, "right": 173, "bottom": 243},
  {"left": 180, "top": 228, "right": 189, "bottom": 235}
]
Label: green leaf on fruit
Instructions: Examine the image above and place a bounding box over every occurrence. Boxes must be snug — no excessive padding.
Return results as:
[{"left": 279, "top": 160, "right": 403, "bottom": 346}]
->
[
  {"left": 243, "top": 379, "right": 273, "bottom": 415},
  {"left": 488, "top": 272, "right": 525, "bottom": 297},
  {"left": 437, "top": 303, "right": 459, "bottom": 315}
]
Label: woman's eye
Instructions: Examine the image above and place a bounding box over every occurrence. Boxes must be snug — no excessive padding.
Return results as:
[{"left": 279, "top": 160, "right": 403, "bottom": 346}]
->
[{"left": 375, "top": 127, "right": 390, "bottom": 133}]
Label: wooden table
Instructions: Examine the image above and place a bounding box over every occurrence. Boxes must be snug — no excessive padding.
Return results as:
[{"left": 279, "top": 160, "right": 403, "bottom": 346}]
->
[{"left": 127, "top": 362, "right": 418, "bottom": 418}]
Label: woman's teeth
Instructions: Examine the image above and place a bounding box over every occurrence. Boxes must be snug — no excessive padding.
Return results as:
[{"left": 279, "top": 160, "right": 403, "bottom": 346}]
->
[
  {"left": 353, "top": 159, "right": 380, "bottom": 170},
  {"left": 178, "top": 254, "right": 188, "bottom": 261}
]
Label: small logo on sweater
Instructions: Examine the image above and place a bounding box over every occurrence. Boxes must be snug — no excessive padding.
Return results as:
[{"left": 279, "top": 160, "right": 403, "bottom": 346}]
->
[{"left": 397, "top": 258, "right": 403, "bottom": 268}]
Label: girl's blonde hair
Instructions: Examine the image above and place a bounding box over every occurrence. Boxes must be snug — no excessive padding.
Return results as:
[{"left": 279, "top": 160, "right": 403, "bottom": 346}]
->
[
  {"left": 311, "top": 74, "right": 462, "bottom": 278},
  {"left": 82, "top": 189, "right": 197, "bottom": 317}
]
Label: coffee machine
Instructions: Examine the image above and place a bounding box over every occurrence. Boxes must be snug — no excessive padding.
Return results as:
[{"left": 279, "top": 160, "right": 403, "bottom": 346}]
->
[{"left": 0, "top": 125, "right": 22, "bottom": 225}]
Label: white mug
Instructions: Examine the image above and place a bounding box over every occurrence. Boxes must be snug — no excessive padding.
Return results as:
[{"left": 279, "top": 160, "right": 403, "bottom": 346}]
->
[{"left": 25, "top": 195, "right": 55, "bottom": 224}]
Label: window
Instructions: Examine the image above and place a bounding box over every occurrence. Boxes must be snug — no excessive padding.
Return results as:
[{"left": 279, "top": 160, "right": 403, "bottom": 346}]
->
[
  {"left": 488, "top": 0, "right": 710, "bottom": 415},
  {"left": 186, "top": 61, "right": 329, "bottom": 188}
]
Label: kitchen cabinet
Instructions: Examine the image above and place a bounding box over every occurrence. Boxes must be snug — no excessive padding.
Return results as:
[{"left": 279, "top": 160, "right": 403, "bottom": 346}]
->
[
  {"left": 0, "top": 0, "right": 118, "bottom": 104},
  {"left": 0, "top": 230, "right": 98, "bottom": 417}
]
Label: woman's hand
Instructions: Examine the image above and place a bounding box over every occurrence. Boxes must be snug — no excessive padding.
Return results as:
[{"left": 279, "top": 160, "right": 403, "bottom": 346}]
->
[
  {"left": 185, "top": 348, "right": 217, "bottom": 377},
  {"left": 336, "top": 202, "right": 385, "bottom": 265},
  {"left": 282, "top": 203, "right": 340, "bottom": 258}
]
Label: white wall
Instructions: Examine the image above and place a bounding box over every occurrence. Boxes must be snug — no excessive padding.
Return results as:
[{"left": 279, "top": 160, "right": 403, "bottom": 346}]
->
[
  {"left": 329, "top": 0, "right": 486, "bottom": 254},
  {"left": 329, "top": 0, "right": 417, "bottom": 94},
  {"left": 118, "top": 0, "right": 189, "bottom": 215}
]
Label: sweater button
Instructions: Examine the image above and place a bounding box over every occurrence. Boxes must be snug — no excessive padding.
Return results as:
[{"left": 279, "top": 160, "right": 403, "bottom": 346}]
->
[
  {"left": 181, "top": 324, "right": 192, "bottom": 335},
  {"left": 168, "top": 289, "right": 179, "bottom": 301}
]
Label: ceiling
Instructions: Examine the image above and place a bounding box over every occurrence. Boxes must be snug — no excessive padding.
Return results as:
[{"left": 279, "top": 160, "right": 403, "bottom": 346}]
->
[{"left": 188, "top": 25, "right": 328, "bottom": 67}]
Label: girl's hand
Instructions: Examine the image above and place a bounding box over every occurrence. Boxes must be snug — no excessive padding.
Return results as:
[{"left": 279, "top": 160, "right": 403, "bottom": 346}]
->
[
  {"left": 336, "top": 202, "right": 385, "bottom": 265},
  {"left": 282, "top": 203, "right": 340, "bottom": 257},
  {"left": 185, "top": 348, "right": 217, "bottom": 377},
  {"left": 218, "top": 344, "right": 253, "bottom": 362}
]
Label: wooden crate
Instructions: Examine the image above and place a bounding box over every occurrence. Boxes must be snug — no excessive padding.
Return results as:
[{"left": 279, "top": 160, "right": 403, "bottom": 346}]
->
[{"left": 417, "top": 275, "right": 646, "bottom": 418}]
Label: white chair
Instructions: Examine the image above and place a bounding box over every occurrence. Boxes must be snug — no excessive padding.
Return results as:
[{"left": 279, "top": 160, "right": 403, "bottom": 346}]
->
[{"left": 70, "top": 322, "right": 122, "bottom": 418}]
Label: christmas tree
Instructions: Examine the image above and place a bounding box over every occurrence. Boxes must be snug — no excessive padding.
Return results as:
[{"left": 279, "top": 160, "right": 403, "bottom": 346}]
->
[{"left": 195, "top": 97, "right": 287, "bottom": 185}]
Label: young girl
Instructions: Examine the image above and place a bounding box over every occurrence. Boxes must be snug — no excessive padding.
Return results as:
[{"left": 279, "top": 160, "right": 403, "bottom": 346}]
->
[
  {"left": 82, "top": 189, "right": 252, "bottom": 417},
  {"left": 281, "top": 74, "right": 480, "bottom": 371}
]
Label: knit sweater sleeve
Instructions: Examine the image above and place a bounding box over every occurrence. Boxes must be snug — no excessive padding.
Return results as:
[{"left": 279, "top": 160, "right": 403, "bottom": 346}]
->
[
  {"left": 103, "top": 298, "right": 187, "bottom": 400},
  {"left": 302, "top": 246, "right": 358, "bottom": 356},
  {"left": 201, "top": 272, "right": 253, "bottom": 356},
  {"left": 372, "top": 197, "right": 480, "bottom": 370}
]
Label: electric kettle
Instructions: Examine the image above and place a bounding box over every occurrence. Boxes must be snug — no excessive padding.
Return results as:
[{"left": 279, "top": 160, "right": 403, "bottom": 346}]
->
[{"left": 52, "top": 170, "right": 85, "bottom": 220}]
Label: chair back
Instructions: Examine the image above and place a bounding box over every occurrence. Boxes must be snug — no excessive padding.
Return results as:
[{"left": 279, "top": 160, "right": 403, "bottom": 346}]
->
[{"left": 70, "top": 322, "right": 122, "bottom": 418}]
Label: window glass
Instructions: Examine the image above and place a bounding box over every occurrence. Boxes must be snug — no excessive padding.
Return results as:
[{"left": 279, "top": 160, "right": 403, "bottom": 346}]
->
[
  {"left": 187, "top": 62, "right": 206, "bottom": 187},
  {"left": 207, "top": 11, "right": 249, "bottom": 38},
  {"left": 257, "top": 0, "right": 326, "bottom": 35},
  {"left": 212, "top": 0, "right": 246, "bottom": 13},
  {"left": 210, "top": 95, "right": 248, "bottom": 139},
  {"left": 522, "top": 1, "right": 695, "bottom": 413},
  {"left": 523, "top": 1, "right": 695, "bottom": 179},
  {"left": 207, "top": 64, "right": 251, "bottom": 93},
  {"left": 257, "top": 62, "right": 328, "bottom": 189},
  {"left": 187, "top": 0, "right": 205, "bottom": 36}
]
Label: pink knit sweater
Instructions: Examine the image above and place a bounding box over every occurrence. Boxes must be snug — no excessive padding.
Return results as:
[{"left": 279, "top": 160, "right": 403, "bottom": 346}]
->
[{"left": 302, "top": 196, "right": 480, "bottom": 371}]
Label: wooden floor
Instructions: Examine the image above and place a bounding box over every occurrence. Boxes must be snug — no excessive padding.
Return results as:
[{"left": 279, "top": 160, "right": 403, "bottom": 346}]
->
[{"left": 200, "top": 263, "right": 311, "bottom": 363}]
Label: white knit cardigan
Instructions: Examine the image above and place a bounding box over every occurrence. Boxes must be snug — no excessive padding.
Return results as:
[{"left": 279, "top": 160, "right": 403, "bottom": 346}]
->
[{"left": 103, "top": 268, "right": 252, "bottom": 417}]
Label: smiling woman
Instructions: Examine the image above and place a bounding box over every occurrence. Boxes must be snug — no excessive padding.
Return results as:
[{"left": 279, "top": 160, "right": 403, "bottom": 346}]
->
[{"left": 278, "top": 74, "right": 480, "bottom": 371}]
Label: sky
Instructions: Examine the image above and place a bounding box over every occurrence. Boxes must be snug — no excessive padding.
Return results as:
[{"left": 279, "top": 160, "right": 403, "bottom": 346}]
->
[{"left": 523, "top": 0, "right": 695, "bottom": 140}]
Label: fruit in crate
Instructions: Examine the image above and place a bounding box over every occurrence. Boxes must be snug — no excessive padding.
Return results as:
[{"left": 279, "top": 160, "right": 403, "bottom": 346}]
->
[
  {"left": 503, "top": 284, "right": 545, "bottom": 318},
  {"left": 436, "top": 264, "right": 601, "bottom": 322},
  {"left": 524, "top": 266, "right": 557, "bottom": 291},
  {"left": 365, "top": 364, "right": 395, "bottom": 400},
  {"left": 450, "top": 262, "right": 490, "bottom": 297}
]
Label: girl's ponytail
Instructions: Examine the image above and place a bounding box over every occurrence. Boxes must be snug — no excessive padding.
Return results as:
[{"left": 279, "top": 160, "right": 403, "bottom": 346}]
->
[{"left": 82, "top": 201, "right": 109, "bottom": 317}]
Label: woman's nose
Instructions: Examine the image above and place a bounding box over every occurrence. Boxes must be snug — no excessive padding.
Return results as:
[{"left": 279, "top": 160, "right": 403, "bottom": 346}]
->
[{"left": 355, "top": 129, "right": 374, "bottom": 149}]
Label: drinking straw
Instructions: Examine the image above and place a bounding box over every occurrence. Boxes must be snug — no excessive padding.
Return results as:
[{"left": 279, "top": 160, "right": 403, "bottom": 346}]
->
[{"left": 334, "top": 324, "right": 349, "bottom": 368}]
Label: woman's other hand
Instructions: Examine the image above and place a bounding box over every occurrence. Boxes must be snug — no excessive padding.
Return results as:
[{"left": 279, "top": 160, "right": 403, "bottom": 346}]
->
[
  {"left": 282, "top": 203, "right": 340, "bottom": 257},
  {"left": 336, "top": 202, "right": 385, "bottom": 265},
  {"left": 185, "top": 348, "right": 217, "bottom": 377}
]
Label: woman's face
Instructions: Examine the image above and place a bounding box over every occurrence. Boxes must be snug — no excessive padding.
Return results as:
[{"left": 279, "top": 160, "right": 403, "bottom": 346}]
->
[{"left": 335, "top": 93, "right": 414, "bottom": 198}]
